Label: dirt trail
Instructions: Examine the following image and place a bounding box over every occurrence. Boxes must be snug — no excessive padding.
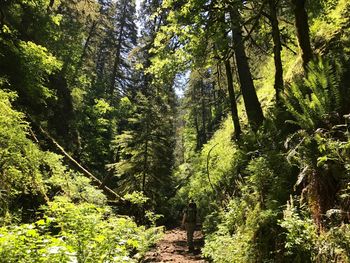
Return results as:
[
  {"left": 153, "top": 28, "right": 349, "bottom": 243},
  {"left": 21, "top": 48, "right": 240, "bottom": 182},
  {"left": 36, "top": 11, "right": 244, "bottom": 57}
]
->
[{"left": 142, "top": 227, "right": 208, "bottom": 263}]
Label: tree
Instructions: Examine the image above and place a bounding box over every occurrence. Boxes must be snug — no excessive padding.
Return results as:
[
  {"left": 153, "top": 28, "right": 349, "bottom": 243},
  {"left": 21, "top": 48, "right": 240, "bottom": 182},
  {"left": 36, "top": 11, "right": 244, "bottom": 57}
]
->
[
  {"left": 267, "top": 0, "right": 284, "bottom": 103},
  {"left": 291, "top": 0, "right": 313, "bottom": 69},
  {"left": 214, "top": 12, "right": 242, "bottom": 139},
  {"left": 224, "top": 60, "right": 241, "bottom": 139},
  {"left": 228, "top": 4, "right": 264, "bottom": 130},
  {"left": 107, "top": 0, "right": 177, "bottom": 211},
  {"left": 75, "top": 0, "right": 138, "bottom": 174},
  {"left": 108, "top": 0, "right": 137, "bottom": 97},
  {"left": 184, "top": 69, "right": 219, "bottom": 149},
  {"left": 150, "top": 0, "right": 264, "bottom": 131}
]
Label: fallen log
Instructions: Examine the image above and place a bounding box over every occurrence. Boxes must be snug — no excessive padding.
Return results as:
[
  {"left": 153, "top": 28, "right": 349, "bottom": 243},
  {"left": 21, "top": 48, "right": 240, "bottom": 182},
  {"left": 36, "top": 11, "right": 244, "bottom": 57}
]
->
[{"left": 32, "top": 122, "right": 124, "bottom": 202}]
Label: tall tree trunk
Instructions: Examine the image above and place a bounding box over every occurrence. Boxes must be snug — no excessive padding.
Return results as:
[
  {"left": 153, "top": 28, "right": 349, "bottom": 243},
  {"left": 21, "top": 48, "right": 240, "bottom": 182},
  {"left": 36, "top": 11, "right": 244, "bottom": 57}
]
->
[
  {"left": 142, "top": 119, "right": 149, "bottom": 193},
  {"left": 291, "top": 0, "right": 313, "bottom": 69},
  {"left": 109, "top": 2, "right": 127, "bottom": 96},
  {"left": 224, "top": 60, "right": 241, "bottom": 139},
  {"left": 142, "top": 139, "right": 148, "bottom": 193},
  {"left": 230, "top": 10, "right": 264, "bottom": 130},
  {"left": 110, "top": 40, "right": 122, "bottom": 96},
  {"left": 193, "top": 107, "right": 201, "bottom": 150},
  {"left": 200, "top": 85, "right": 207, "bottom": 144},
  {"left": 213, "top": 84, "right": 218, "bottom": 112},
  {"left": 207, "top": 89, "right": 213, "bottom": 134},
  {"left": 49, "top": 70, "right": 81, "bottom": 153},
  {"left": 76, "top": 20, "right": 98, "bottom": 73},
  {"left": 268, "top": 0, "right": 284, "bottom": 104}
]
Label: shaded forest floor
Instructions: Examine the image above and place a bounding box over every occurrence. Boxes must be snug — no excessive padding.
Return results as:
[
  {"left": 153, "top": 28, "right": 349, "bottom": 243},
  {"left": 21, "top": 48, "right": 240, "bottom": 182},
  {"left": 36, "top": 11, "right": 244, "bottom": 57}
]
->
[{"left": 142, "top": 227, "right": 207, "bottom": 262}]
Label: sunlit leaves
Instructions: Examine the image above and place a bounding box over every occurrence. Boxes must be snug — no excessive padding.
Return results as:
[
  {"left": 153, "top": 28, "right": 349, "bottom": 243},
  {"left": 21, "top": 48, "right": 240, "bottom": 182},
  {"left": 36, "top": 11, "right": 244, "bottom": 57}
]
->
[
  {"left": 19, "top": 41, "right": 62, "bottom": 99},
  {"left": 283, "top": 58, "right": 342, "bottom": 130},
  {"left": 0, "top": 197, "right": 163, "bottom": 262},
  {"left": 0, "top": 90, "right": 46, "bottom": 202}
]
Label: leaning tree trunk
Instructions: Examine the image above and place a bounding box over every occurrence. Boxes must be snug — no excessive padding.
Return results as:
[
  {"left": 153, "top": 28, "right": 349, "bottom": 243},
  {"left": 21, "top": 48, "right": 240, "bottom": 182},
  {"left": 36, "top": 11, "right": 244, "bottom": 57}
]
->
[
  {"left": 230, "top": 9, "right": 264, "bottom": 130},
  {"left": 215, "top": 13, "right": 241, "bottom": 137},
  {"left": 268, "top": 0, "right": 284, "bottom": 104},
  {"left": 291, "top": 0, "right": 313, "bottom": 69},
  {"left": 224, "top": 60, "right": 241, "bottom": 139}
]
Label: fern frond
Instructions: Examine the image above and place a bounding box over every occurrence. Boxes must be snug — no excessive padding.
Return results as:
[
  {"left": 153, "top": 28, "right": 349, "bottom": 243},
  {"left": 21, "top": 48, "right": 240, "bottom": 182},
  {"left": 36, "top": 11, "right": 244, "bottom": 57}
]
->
[{"left": 283, "top": 57, "right": 343, "bottom": 131}]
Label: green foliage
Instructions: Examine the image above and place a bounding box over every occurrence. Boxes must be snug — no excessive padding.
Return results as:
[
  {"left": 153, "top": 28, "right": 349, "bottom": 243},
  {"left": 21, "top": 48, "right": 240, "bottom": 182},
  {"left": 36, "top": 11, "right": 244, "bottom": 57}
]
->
[
  {"left": 279, "top": 199, "right": 317, "bottom": 261},
  {"left": 0, "top": 197, "right": 163, "bottom": 263},
  {"left": 47, "top": 165, "right": 107, "bottom": 205},
  {"left": 283, "top": 58, "right": 342, "bottom": 131},
  {"left": 124, "top": 191, "right": 149, "bottom": 206},
  {"left": 0, "top": 90, "right": 46, "bottom": 210},
  {"left": 111, "top": 91, "right": 176, "bottom": 208},
  {"left": 176, "top": 116, "right": 240, "bottom": 219},
  {"left": 0, "top": 223, "right": 71, "bottom": 263},
  {"left": 0, "top": 89, "right": 105, "bottom": 219},
  {"left": 1, "top": 0, "right": 350, "bottom": 261},
  {"left": 203, "top": 201, "right": 280, "bottom": 263},
  {"left": 0, "top": 0, "right": 64, "bottom": 109},
  {"left": 279, "top": 198, "right": 350, "bottom": 262},
  {"left": 312, "top": 0, "right": 350, "bottom": 58},
  {"left": 18, "top": 41, "right": 62, "bottom": 100},
  {"left": 177, "top": 110, "right": 293, "bottom": 261},
  {"left": 0, "top": 87, "right": 162, "bottom": 262},
  {"left": 200, "top": 139, "right": 291, "bottom": 261}
]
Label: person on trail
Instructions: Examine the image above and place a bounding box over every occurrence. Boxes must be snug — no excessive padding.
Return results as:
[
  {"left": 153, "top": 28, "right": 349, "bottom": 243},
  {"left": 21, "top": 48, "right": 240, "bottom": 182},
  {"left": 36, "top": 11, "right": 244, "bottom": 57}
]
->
[{"left": 182, "top": 199, "right": 197, "bottom": 252}]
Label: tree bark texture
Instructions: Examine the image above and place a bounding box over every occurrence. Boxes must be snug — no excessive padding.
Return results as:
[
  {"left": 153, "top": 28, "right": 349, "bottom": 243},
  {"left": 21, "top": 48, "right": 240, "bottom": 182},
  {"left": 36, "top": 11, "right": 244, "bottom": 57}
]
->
[
  {"left": 200, "top": 85, "right": 207, "bottom": 144},
  {"left": 268, "top": 0, "right": 284, "bottom": 103},
  {"left": 224, "top": 60, "right": 241, "bottom": 139},
  {"left": 49, "top": 72, "right": 81, "bottom": 152},
  {"left": 230, "top": 10, "right": 264, "bottom": 130},
  {"left": 291, "top": 0, "right": 313, "bottom": 69}
]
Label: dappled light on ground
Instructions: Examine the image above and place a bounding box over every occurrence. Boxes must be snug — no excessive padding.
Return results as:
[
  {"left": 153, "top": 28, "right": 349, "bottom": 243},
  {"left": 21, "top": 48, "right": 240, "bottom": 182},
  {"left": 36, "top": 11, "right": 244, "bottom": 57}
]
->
[{"left": 143, "top": 228, "right": 207, "bottom": 263}]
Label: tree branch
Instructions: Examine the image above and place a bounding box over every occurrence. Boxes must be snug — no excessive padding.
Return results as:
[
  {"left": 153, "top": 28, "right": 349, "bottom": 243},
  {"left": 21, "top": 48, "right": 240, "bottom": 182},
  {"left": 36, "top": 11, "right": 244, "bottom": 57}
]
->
[{"left": 31, "top": 120, "right": 124, "bottom": 201}]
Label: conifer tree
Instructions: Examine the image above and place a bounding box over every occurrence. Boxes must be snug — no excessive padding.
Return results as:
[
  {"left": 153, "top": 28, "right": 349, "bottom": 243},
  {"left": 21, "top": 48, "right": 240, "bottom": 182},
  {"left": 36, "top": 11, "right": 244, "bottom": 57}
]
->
[
  {"left": 110, "top": 0, "right": 177, "bottom": 209},
  {"left": 77, "top": 0, "right": 138, "bottom": 173}
]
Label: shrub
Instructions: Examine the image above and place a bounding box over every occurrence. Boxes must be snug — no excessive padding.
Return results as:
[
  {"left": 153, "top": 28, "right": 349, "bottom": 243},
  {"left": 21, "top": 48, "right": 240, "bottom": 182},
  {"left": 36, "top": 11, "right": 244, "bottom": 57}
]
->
[
  {"left": 0, "top": 197, "right": 163, "bottom": 263},
  {"left": 279, "top": 198, "right": 350, "bottom": 262}
]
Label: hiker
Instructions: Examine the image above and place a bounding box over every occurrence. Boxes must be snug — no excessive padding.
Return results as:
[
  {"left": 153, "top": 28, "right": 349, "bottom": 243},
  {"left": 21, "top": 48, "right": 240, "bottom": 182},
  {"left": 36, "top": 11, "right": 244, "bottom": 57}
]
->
[{"left": 182, "top": 199, "right": 197, "bottom": 252}]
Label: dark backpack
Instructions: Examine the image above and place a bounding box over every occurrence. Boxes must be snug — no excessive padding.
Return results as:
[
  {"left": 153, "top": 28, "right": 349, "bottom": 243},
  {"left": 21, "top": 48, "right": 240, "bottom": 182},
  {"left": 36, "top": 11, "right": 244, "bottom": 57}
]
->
[{"left": 186, "top": 206, "right": 196, "bottom": 223}]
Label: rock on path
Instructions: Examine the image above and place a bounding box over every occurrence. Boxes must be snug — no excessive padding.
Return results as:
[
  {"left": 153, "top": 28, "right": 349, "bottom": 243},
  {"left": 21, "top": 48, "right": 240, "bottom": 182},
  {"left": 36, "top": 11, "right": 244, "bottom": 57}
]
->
[{"left": 142, "top": 227, "right": 207, "bottom": 263}]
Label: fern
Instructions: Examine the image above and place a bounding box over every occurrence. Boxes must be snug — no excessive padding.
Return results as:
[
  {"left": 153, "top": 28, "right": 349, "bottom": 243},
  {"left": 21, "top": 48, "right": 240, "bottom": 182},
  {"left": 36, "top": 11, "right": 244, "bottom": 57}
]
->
[{"left": 283, "top": 58, "right": 343, "bottom": 130}]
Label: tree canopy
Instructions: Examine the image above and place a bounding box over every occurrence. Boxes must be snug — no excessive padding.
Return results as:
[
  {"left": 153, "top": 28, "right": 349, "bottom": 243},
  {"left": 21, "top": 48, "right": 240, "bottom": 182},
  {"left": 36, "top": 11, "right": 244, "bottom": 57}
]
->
[{"left": 1, "top": 0, "right": 350, "bottom": 261}]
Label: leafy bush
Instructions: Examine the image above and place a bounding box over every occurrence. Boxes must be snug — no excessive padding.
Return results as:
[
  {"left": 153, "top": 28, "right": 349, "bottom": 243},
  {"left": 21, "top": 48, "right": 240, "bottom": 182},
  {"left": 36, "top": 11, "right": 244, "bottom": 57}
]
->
[
  {"left": 0, "top": 223, "right": 71, "bottom": 263},
  {"left": 0, "top": 90, "right": 47, "bottom": 216},
  {"left": 0, "top": 90, "right": 163, "bottom": 262},
  {"left": 203, "top": 201, "right": 280, "bottom": 263},
  {"left": 280, "top": 198, "right": 350, "bottom": 262},
  {"left": 0, "top": 89, "right": 106, "bottom": 220},
  {"left": 0, "top": 197, "right": 163, "bottom": 263}
]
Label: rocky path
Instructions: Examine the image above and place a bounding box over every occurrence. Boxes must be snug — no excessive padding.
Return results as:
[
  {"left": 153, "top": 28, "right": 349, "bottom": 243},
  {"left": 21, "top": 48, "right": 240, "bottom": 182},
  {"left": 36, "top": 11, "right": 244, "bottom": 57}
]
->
[{"left": 142, "top": 227, "right": 207, "bottom": 263}]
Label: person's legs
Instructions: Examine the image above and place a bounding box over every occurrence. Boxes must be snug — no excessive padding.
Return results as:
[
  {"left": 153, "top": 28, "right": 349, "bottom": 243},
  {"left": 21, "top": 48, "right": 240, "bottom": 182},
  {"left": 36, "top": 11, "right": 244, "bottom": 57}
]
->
[{"left": 186, "top": 223, "right": 195, "bottom": 251}]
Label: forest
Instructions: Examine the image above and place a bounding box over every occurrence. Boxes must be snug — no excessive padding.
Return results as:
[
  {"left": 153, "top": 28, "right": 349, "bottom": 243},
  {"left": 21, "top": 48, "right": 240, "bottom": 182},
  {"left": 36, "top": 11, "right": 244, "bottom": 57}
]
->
[{"left": 0, "top": 0, "right": 350, "bottom": 262}]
